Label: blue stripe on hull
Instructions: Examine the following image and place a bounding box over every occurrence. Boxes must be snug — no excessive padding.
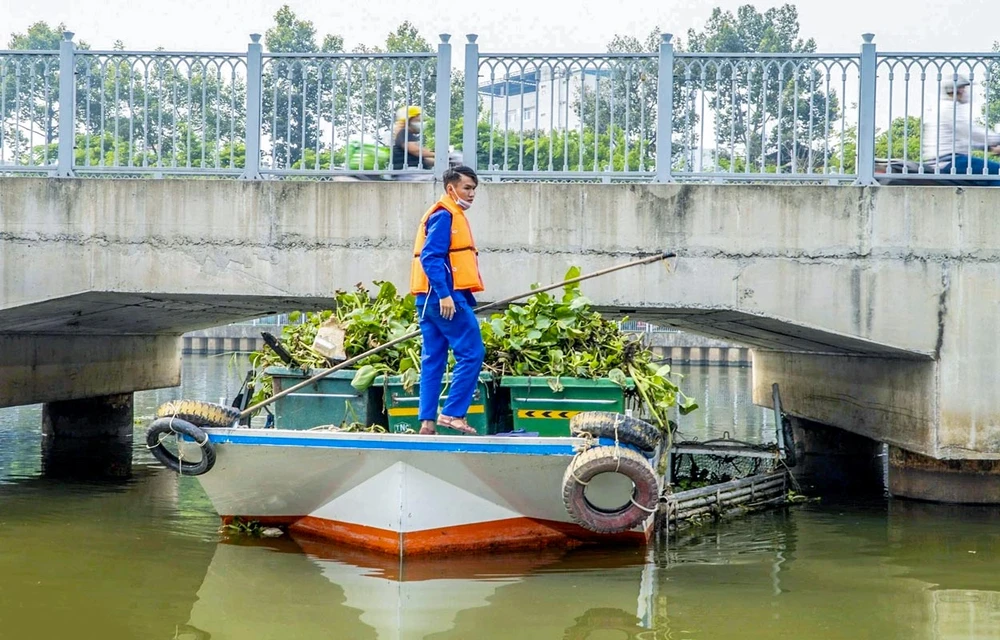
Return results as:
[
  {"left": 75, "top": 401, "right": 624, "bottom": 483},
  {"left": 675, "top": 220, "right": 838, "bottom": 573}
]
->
[{"left": 204, "top": 432, "right": 586, "bottom": 456}]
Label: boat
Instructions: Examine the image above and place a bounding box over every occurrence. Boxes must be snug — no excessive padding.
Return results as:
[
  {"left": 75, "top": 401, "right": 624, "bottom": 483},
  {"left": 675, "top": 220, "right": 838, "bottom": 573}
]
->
[{"left": 152, "top": 405, "right": 666, "bottom": 557}]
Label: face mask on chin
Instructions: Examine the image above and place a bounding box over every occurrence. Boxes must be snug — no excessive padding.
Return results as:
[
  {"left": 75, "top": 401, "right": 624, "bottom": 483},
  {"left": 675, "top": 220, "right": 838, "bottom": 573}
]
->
[{"left": 448, "top": 189, "right": 472, "bottom": 210}]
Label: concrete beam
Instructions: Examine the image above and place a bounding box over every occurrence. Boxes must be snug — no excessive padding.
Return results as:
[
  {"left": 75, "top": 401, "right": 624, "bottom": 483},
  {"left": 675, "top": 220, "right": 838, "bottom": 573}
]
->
[
  {"left": 0, "top": 334, "right": 181, "bottom": 408},
  {"left": 0, "top": 178, "right": 962, "bottom": 356},
  {"left": 751, "top": 350, "right": 939, "bottom": 457}
]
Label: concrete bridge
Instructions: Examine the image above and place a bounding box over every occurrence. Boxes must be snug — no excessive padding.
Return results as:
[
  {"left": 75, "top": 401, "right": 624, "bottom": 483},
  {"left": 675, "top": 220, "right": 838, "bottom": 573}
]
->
[{"left": 2, "top": 177, "right": 998, "bottom": 500}]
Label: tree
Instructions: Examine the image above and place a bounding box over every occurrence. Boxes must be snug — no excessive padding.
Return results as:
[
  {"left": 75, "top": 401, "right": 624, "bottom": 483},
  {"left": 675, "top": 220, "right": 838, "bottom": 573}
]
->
[
  {"left": 984, "top": 41, "right": 1000, "bottom": 129},
  {"left": 348, "top": 21, "right": 436, "bottom": 142},
  {"left": 73, "top": 50, "right": 246, "bottom": 169},
  {"left": 833, "top": 116, "right": 923, "bottom": 174},
  {"left": 574, "top": 28, "right": 700, "bottom": 172},
  {"left": 685, "top": 4, "right": 839, "bottom": 173},
  {"left": 261, "top": 5, "right": 343, "bottom": 168},
  {"left": 5, "top": 20, "right": 247, "bottom": 170},
  {"left": 2, "top": 22, "right": 89, "bottom": 165}
]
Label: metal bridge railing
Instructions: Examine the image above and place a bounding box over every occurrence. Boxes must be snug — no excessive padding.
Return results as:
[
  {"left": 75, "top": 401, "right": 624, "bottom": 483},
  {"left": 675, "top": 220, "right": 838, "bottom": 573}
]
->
[
  {"left": 474, "top": 52, "right": 658, "bottom": 181},
  {"left": 72, "top": 50, "right": 247, "bottom": 176},
  {"left": 4, "top": 31, "right": 1000, "bottom": 185},
  {"left": 875, "top": 52, "right": 1000, "bottom": 181},
  {"left": 671, "top": 52, "right": 862, "bottom": 182},
  {"left": 258, "top": 50, "right": 438, "bottom": 178},
  {"left": 0, "top": 50, "right": 61, "bottom": 173}
]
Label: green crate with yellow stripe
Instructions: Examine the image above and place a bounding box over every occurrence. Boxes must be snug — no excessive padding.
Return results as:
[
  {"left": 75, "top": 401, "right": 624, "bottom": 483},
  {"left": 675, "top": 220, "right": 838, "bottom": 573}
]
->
[
  {"left": 377, "top": 373, "right": 495, "bottom": 434},
  {"left": 499, "top": 376, "right": 634, "bottom": 437}
]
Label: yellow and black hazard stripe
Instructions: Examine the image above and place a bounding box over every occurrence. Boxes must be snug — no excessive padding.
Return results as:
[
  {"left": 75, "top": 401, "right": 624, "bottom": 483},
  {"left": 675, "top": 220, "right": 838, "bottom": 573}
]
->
[
  {"left": 516, "top": 409, "right": 580, "bottom": 420},
  {"left": 388, "top": 405, "right": 485, "bottom": 417}
]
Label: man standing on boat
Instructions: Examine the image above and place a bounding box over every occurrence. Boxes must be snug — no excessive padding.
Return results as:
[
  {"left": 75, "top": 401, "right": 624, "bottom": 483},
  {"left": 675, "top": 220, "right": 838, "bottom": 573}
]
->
[{"left": 410, "top": 165, "right": 485, "bottom": 435}]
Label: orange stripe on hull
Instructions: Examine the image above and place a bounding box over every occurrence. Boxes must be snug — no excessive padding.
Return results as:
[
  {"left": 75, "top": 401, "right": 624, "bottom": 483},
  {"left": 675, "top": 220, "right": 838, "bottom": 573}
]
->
[
  {"left": 286, "top": 515, "right": 649, "bottom": 556},
  {"left": 290, "top": 517, "right": 402, "bottom": 555}
]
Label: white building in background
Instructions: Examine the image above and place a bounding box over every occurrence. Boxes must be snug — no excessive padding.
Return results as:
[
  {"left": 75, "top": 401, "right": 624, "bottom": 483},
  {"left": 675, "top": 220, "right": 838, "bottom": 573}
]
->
[{"left": 478, "top": 66, "right": 612, "bottom": 133}]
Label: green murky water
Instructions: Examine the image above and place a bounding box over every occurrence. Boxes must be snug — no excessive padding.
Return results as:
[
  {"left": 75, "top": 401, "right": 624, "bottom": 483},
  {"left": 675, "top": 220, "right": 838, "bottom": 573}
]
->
[{"left": 1, "top": 357, "right": 998, "bottom": 639}]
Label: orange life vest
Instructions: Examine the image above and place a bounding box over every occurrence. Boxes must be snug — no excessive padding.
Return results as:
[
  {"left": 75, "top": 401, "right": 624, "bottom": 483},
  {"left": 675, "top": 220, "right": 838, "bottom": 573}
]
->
[{"left": 409, "top": 195, "right": 485, "bottom": 295}]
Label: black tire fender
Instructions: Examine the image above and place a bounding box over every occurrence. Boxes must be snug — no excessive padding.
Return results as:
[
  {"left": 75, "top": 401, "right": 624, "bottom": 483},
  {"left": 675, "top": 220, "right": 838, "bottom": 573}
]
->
[
  {"left": 156, "top": 399, "right": 240, "bottom": 429},
  {"left": 562, "top": 445, "right": 659, "bottom": 534},
  {"left": 146, "top": 417, "right": 217, "bottom": 476},
  {"left": 570, "top": 411, "right": 661, "bottom": 453}
]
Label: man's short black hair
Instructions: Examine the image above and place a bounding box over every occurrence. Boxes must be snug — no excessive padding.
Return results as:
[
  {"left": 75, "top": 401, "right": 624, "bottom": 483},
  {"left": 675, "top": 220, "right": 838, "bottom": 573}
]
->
[{"left": 443, "top": 165, "right": 478, "bottom": 187}]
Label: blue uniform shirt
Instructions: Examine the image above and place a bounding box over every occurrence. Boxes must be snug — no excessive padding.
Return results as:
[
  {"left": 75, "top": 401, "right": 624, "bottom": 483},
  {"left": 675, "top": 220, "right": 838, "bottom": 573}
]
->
[{"left": 415, "top": 208, "right": 478, "bottom": 310}]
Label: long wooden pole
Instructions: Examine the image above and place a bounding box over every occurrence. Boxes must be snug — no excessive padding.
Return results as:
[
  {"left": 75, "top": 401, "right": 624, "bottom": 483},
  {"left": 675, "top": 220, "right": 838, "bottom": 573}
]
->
[{"left": 240, "top": 251, "right": 676, "bottom": 418}]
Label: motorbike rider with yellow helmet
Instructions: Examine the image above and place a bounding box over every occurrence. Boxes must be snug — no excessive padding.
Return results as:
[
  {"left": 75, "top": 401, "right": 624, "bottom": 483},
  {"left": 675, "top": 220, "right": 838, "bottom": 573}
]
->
[{"left": 392, "top": 105, "right": 435, "bottom": 172}]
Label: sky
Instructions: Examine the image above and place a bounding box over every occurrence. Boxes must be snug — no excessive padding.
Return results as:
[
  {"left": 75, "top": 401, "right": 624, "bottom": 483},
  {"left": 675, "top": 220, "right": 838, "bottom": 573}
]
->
[{"left": 1, "top": 0, "right": 998, "bottom": 55}]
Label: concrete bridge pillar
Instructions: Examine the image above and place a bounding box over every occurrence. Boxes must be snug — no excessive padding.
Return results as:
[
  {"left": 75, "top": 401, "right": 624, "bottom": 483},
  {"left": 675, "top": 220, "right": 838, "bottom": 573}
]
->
[
  {"left": 41, "top": 393, "right": 134, "bottom": 479},
  {"left": 754, "top": 350, "right": 1000, "bottom": 503}
]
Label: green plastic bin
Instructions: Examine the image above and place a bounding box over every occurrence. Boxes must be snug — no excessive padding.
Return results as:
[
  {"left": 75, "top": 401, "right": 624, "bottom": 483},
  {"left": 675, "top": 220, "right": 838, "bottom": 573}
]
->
[
  {"left": 499, "top": 376, "right": 633, "bottom": 437},
  {"left": 376, "top": 373, "right": 495, "bottom": 434},
  {"left": 266, "top": 366, "right": 384, "bottom": 430}
]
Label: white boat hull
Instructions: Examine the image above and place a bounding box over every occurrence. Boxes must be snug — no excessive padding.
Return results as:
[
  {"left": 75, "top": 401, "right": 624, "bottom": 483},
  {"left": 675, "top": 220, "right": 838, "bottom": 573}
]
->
[{"left": 190, "top": 428, "right": 659, "bottom": 555}]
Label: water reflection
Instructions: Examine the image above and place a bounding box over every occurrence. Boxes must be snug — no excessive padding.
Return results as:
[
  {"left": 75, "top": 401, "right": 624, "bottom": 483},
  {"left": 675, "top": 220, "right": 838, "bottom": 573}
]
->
[
  {"left": 656, "top": 500, "right": 1000, "bottom": 640},
  {"left": 674, "top": 366, "right": 776, "bottom": 445},
  {"left": 0, "top": 468, "right": 218, "bottom": 639},
  {"left": 186, "top": 538, "right": 657, "bottom": 640},
  {"left": 1, "top": 358, "right": 999, "bottom": 639}
]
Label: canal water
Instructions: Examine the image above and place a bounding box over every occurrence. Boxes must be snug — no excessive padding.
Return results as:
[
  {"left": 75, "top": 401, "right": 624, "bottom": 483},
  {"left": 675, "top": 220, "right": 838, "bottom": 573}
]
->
[{"left": 1, "top": 357, "right": 998, "bottom": 639}]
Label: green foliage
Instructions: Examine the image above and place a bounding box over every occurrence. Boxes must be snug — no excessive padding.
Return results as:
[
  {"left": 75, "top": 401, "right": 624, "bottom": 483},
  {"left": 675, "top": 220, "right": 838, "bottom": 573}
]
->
[
  {"left": 220, "top": 517, "right": 265, "bottom": 536},
  {"left": 985, "top": 41, "right": 1000, "bottom": 129},
  {"left": 246, "top": 311, "right": 331, "bottom": 406},
  {"left": 833, "top": 116, "right": 923, "bottom": 173},
  {"left": 262, "top": 5, "right": 344, "bottom": 168},
  {"left": 5, "top": 19, "right": 246, "bottom": 169},
  {"left": 242, "top": 271, "right": 697, "bottom": 430},
  {"left": 475, "top": 121, "right": 654, "bottom": 173},
  {"left": 2, "top": 22, "right": 89, "bottom": 164},
  {"left": 291, "top": 147, "right": 346, "bottom": 171},
  {"left": 576, "top": 28, "right": 695, "bottom": 171},
  {"left": 481, "top": 267, "right": 697, "bottom": 429},
  {"left": 333, "top": 281, "right": 421, "bottom": 390},
  {"left": 246, "top": 281, "right": 421, "bottom": 406}
]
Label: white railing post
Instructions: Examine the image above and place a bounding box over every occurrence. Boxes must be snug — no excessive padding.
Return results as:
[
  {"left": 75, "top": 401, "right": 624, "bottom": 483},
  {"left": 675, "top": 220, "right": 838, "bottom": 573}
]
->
[
  {"left": 56, "top": 32, "right": 76, "bottom": 177},
  {"left": 462, "top": 34, "right": 480, "bottom": 170},
  {"left": 656, "top": 33, "right": 674, "bottom": 183},
  {"left": 434, "top": 35, "right": 452, "bottom": 181},
  {"left": 855, "top": 33, "right": 877, "bottom": 186},
  {"left": 240, "top": 33, "right": 264, "bottom": 180}
]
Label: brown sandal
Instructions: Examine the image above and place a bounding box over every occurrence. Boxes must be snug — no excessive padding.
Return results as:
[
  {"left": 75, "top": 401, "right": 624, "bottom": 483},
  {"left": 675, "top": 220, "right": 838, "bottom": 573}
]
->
[
  {"left": 418, "top": 420, "right": 437, "bottom": 435},
  {"left": 436, "top": 415, "right": 478, "bottom": 435}
]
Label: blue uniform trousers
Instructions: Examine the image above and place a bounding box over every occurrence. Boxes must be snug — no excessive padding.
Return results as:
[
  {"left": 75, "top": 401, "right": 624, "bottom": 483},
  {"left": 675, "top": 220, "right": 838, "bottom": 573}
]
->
[{"left": 417, "top": 296, "right": 485, "bottom": 421}]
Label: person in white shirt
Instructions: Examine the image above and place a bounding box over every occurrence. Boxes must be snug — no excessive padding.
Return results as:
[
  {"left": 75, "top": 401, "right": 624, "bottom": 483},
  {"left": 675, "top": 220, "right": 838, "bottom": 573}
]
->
[{"left": 922, "top": 74, "right": 1000, "bottom": 185}]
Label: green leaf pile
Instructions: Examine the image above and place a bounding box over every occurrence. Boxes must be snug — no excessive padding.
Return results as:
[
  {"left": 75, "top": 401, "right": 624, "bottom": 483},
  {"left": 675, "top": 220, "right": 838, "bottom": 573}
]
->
[
  {"left": 247, "top": 281, "right": 421, "bottom": 406},
  {"left": 246, "top": 270, "right": 698, "bottom": 432},
  {"left": 480, "top": 267, "right": 698, "bottom": 431}
]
